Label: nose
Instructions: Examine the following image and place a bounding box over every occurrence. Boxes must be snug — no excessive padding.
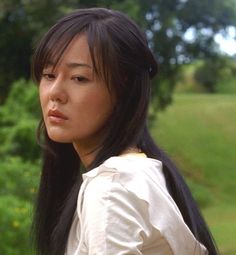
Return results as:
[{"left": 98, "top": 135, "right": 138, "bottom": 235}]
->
[{"left": 49, "top": 77, "right": 68, "bottom": 104}]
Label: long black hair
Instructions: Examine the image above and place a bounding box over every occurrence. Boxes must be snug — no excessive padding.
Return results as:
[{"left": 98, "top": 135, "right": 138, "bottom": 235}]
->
[{"left": 32, "top": 8, "right": 218, "bottom": 255}]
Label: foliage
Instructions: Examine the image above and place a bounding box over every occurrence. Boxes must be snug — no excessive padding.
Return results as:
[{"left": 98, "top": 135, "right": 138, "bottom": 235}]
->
[
  {"left": 1, "top": 79, "right": 235, "bottom": 253},
  {"left": 0, "top": 0, "right": 76, "bottom": 102},
  {"left": 0, "top": 157, "right": 39, "bottom": 201},
  {"left": 0, "top": 78, "right": 40, "bottom": 254},
  {"left": 194, "top": 56, "right": 236, "bottom": 92},
  {"left": 174, "top": 58, "right": 236, "bottom": 94},
  {"left": 0, "top": 79, "right": 40, "bottom": 161},
  {"left": 217, "top": 75, "right": 236, "bottom": 94},
  {"left": 144, "top": 0, "right": 236, "bottom": 107},
  {"left": 0, "top": 1, "right": 236, "bottom": 251},
  {"left": 174, "top": 61, "right": 206, "bottom": 93},
  {"left": 0, "top": 195, "right": 33, "bottom": 255},
  {"left": 0, "top": 156, "right": 40, "bottom": 255},
  {"left": 1, "top": 0, "right": 236, "bottom": 108},
  {"left": 214, "top": 58, "right": 236, "bottom": 93}
]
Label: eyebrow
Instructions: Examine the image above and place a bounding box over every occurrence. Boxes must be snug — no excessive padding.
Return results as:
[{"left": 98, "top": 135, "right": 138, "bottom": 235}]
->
[
  {"left": 66, "top": 62, "right": 92, "bottom": 69},
  {"left": 45, "top": 61, "right": 92, "bottom": 69}
]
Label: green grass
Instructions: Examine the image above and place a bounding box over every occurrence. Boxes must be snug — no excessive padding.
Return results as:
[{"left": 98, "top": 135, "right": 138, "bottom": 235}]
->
[
  {"left": 151, "top": 94, "right": 236, "bottom": 255},
  {"left": 203, "top": 204, "right": 236, "bottom": 255},
  {"left": 217, "top": 77, "right": 236, "bottom": 94}
]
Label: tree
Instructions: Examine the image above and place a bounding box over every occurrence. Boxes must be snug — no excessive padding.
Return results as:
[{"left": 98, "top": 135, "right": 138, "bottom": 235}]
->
[
  {"left": 142, "top": 0, "right": 236, "bottom": 107},
  {"left": 0, "top": 0, "right": 236, "bottom": 108},
  {"left": 0, "top": 0, "right": 78, "bottom": 102},
  {"left": 194, "top": 55, "right": 236, "bottom": 92}
]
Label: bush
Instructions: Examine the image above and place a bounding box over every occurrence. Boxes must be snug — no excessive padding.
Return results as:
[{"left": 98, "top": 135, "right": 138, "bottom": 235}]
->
[
  {"left": 0, "top": 79, "right": 41, "bottom": 254},
  {"left": 0, "top": 156, "right": 40, "bottom": 254},
  {"left": 194, "top": 56, "right": 236, "bottom": 93},
  {"left": 0, "top": 79, "right": 40, "bottom": 161},
  {"left": 0, "top": 157, "right": 40, "bottom": 201},
  {"left": 0, "top": 195, "right": 34, "bottom": 255}
]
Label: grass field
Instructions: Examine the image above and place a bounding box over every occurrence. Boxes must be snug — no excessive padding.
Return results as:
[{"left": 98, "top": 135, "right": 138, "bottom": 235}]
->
[{"left": 151, "top": 94, "right": 236, "bottom": 255}]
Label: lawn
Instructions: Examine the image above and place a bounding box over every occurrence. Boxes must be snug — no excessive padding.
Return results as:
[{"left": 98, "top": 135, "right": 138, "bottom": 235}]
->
[{"left": 151, "top": 94, "right": 236, "bottom": 255}]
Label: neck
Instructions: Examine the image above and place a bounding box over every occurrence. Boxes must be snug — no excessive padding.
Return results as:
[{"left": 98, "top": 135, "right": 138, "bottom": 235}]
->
[
  {"left": 119, "top": 146, "right": 142, "bottom": 155},
  {"left": 73, "top": 142, "right": 100, "bottom": 168},
  {"left": 73, "top": 140, "right": 142, "bottom": 168}
]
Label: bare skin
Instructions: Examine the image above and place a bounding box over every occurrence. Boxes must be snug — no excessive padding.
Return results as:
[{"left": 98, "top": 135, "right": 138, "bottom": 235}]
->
[{"left": 39, "top": 35, "right": 115, "bottom": 167}]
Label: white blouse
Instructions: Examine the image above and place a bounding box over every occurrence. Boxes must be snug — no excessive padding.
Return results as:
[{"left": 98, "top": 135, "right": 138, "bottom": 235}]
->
[{"left": 65, "top": 154, "right": 208, "bottom": 255}]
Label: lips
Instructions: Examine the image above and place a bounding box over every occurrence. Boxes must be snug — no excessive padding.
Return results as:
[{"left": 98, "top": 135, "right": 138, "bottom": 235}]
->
[{"left": 48, "top": 109, "right": 68, "bottom": 122}]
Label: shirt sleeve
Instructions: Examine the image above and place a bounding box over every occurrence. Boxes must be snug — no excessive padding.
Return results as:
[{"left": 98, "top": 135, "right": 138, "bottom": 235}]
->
[{"left": 80, "top": 172, "right": 151, "bottom": 255}]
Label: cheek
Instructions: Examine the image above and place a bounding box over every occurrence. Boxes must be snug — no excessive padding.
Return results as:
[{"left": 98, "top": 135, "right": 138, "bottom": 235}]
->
[
  {"left": 74, "top": 89, "right": 114, "bottom": 128},
  {"left": 94, "top": 90, "right": 113, "bottom": 117},
  {"left": 39, "top": 86, "right": 49, "bottom": 116}
]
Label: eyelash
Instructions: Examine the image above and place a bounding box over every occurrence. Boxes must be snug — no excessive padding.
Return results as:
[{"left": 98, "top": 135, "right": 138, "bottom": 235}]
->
[
  {"left": 72, "top": 76, "right": 89, "bottom": 83},
  {"left": 42, "top": 73, "right": 56, "bottom": 81},
  {"left": 41, "top": 73, "right": 89, "bottom": 83}
]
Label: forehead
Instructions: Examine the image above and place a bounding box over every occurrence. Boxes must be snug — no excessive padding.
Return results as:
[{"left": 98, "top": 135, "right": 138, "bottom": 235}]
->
[{"left": 46, "top": 34, "right": 93, "bottom": 69}]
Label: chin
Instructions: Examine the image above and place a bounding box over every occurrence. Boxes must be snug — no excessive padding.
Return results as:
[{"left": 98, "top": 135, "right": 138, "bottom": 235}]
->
[{"left": 47, "top": 132, "right": 72, "bottom": 144}]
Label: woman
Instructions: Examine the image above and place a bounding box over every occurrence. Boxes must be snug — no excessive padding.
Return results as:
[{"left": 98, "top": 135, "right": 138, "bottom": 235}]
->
[{"left": 32, "top": 7, "right": 218, "bottom": 255}]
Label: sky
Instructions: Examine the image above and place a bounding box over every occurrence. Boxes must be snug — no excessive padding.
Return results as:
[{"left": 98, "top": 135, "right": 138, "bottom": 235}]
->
[
  {"left": 215, "top": 27, "right": 236, "bottom": 56},
  {"left": 184, "top": 26, "right": 236, "bottom": 56}
]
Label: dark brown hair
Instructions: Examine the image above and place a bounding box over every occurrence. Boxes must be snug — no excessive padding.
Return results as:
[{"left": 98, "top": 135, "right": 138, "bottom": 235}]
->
[{"left": 32, "top": 8, "right": 218, "bottom": 255}]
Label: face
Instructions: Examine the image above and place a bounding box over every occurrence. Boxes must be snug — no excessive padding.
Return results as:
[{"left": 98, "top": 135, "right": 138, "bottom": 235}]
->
[{"left": 39, "top": 35, "right": 114, "bottom": 153}]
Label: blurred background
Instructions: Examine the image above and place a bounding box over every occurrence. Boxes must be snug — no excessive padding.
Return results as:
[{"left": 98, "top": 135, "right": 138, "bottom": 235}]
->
[{"left": 0, "top": 0, "right": 235, "bottom": 254}]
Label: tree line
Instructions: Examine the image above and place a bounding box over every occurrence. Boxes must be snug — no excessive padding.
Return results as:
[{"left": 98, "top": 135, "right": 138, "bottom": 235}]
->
[
  {"left": 0, "top": 1, "right": 236, "bottom": 254},
  {"left": 0, "top": 0, "right": 236, "bottom": 107}
]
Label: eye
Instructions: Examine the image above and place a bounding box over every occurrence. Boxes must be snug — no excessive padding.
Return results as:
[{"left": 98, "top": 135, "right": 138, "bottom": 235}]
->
[
  {"left": 72, "top": 76, "right": 89, "bottom": 83},
  {"left": 42, "top": 73, "right": 56, "bottom": 81}
]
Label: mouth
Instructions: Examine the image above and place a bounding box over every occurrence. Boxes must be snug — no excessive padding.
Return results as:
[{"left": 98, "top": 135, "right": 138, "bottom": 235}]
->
[{"left": 48, "top": 109, "right": 68, "bottom": 123}]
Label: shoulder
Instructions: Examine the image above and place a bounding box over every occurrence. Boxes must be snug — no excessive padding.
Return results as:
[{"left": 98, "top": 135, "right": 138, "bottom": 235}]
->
[
  {"left": 83, "top": 155, "right": 167, "bottom": 193},
  {"left": 78, "top": 155, "right": 208, "bottom": 255},
  {"left": 81, "top": 155, "right": 187, "bottom": 235},
  {"left": 81, "top": 154, "right": 177, "bottom": 220}
]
